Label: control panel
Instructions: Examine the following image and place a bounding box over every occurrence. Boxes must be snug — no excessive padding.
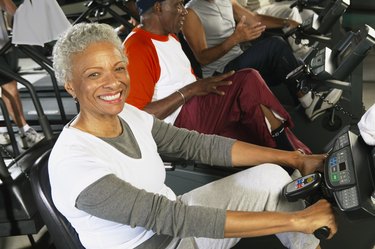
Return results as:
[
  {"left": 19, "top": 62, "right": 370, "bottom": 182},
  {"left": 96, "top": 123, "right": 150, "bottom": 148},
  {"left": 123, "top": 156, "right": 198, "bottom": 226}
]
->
[
  {"left": 283, "top": 126, "right": 375, "bottom": 219},
  {"left": 324, "top": 129, "right": 375, "bottom": 214},
  {"left": 325, "top": 131, "right": 360, "bottom": 211},
  {"left": 283, "top": 173, "right": 322, "bottom": 202}
]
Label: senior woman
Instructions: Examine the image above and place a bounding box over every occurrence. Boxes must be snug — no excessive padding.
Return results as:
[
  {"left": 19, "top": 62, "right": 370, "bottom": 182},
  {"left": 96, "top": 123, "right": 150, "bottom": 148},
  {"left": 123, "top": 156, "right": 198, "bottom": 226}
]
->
[{"left": 49, "top": 22, "right": 336, "bottom": 249}]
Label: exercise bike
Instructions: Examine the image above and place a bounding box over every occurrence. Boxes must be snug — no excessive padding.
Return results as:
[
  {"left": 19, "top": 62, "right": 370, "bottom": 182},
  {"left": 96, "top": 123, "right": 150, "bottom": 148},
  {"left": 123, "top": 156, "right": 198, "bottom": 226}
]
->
[
  {"left": 286, "top": 24, "right": 374, "bottom": 131},
  {"left": 285, "top": 0, "right": 351, "bottom": 48}
]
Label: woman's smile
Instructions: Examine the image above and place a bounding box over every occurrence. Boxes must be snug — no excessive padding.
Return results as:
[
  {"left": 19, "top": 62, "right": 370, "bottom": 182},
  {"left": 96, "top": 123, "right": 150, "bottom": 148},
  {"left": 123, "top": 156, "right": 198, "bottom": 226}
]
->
[{"left": 99, "top": 92, "right": 122, "bottom": 103}]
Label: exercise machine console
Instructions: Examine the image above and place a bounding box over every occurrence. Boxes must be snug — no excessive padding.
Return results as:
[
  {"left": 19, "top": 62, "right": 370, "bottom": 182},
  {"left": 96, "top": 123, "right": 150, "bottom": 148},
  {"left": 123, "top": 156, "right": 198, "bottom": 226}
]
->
[
  {"left": 287, "top": 24, "right": 375, "bottom": 83},
  {"left": 283, "top": 126, "right": 375, "bottom": 237},
  {"left": 300, "top": 0, "right": 350, "bottom": 35},
  {"left": 285, "top": 0, "right": 350, "bottom": 45},
  {"left": 309, "top": 24, "right": 375, "bottom": 81}
]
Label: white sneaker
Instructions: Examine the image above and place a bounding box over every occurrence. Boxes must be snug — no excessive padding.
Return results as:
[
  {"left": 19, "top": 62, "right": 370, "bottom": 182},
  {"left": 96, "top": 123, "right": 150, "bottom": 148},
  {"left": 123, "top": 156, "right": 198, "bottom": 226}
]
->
[
  {"left": 305, "top": 88, "right": 343, "bottom": 121},
  {"left": 0, "top": 132, "right": 10, "bottom": 145},
  {"left": 20, "top": 128, "right": 44, "bottom": 149}
]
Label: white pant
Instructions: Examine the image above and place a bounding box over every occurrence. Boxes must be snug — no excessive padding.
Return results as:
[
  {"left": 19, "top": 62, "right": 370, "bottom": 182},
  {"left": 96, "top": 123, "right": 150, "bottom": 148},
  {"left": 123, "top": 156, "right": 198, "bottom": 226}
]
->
[
  {"left": 254, "top": 1, "right": 315, "bottom": 23},
  {"left": 237, "top": 0, "right": 316, "bottom": 57},
  {"left": 166, "top": 164, "right": 319, "bottom": 249}
]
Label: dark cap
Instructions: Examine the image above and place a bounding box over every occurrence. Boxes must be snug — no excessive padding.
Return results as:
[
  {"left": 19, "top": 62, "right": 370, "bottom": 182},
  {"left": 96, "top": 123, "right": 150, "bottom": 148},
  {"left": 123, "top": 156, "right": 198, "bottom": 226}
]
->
[{"left": 136, "top": 0, "right": 158, "bottom": 15}]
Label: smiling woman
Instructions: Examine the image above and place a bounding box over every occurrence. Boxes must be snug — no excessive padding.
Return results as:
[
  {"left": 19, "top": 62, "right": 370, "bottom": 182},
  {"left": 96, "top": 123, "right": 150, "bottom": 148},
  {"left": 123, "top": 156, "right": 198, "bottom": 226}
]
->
[
  {"left": 53, "top": 23, "right": 129, "bottom": 137},
  {"left": 48, "top": 22, "right": 336, "bottom": 249},
  {"left": 65, "top": 42, "right": 129, "bottom": 137}
]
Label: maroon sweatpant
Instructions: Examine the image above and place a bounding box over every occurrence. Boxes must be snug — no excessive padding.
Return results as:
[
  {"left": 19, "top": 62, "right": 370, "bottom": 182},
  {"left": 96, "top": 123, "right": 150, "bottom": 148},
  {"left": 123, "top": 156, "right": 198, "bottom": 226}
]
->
[{"left": 174, "top": 68, "right": 310, "bottom": 153}]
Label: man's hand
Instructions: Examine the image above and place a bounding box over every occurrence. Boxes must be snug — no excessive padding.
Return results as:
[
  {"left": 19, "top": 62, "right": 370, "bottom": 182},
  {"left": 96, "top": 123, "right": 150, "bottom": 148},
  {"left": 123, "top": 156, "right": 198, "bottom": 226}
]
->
[
  {"left": 233, "top": 16, "right": 266, "bottom": 43},
  {"left": 187, "top": 70, "right": 235, "bottom": 96}
]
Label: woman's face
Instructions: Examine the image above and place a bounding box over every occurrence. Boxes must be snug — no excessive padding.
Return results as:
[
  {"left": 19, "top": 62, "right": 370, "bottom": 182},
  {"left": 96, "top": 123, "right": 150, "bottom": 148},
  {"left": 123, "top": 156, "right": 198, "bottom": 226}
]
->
[{"left": 65, "top": 41, "right": 129, "bottom": 120}]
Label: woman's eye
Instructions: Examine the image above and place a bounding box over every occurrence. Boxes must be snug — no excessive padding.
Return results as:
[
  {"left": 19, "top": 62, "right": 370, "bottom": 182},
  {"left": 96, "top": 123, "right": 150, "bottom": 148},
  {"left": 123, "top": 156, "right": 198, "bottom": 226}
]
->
[
  {"left": 115, "top": 66, "right": 126, "bottom": 72},
  {"left": 88, "top": 72, "right": 99, "bottom": 78}
]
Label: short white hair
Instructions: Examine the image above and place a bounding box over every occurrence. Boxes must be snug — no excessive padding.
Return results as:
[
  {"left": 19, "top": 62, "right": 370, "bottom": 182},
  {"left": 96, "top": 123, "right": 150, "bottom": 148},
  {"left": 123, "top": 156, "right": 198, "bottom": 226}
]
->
[{"left": 52, "top": 22, "right": 126, "bottom": 84}]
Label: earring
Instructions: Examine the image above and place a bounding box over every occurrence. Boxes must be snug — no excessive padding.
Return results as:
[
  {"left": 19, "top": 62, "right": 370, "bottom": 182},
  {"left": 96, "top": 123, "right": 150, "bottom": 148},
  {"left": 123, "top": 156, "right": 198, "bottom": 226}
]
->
[{"left": 73, "top": 96, "right": 78, "bottom": 103}]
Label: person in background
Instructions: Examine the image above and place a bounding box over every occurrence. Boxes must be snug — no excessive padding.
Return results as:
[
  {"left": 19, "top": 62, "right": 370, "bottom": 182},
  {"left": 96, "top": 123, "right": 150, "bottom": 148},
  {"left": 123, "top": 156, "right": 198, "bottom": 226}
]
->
[
  {"left": 182, "top": 0, "right": 343, "bottom": 121},
  {"left": 236, "top": 0, "right": 316, "bottom": 57},
  {"left": 124, "top": 0, "right": 313, "bottom": 158},
  {"left": 0, "top": 0, "right": 44, "bottom": 148},
  {"left": 50, "top": 22, "right": 336, "bottom": 249}
]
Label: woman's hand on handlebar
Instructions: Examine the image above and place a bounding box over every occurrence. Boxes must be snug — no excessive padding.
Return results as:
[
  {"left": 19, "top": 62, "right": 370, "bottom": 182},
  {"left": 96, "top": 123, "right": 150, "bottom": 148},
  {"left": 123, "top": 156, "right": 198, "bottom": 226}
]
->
[
  {"left": 297, "top": 152, "right": 326, "bottom": 176},
  {"left": 294, "top": 199, "right": 337, "bottom": 239}
]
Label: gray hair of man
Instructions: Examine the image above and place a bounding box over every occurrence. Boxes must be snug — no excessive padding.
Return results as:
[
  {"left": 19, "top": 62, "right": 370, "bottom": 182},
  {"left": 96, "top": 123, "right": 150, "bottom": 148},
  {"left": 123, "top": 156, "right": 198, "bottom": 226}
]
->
[{"left": 52, "top": 22, "right": 127, "bottom": 85}]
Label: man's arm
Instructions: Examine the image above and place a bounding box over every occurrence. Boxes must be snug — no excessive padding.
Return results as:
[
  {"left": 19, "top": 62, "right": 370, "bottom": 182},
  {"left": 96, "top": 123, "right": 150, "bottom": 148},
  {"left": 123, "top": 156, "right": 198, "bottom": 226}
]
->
[
  {"left": 182, "top": 7, "right": 265, "bottom": 66},
  {"left": 182, "top": 8, "right": 242, "bottom": 66},
  {"left": 125, "top": 32, "right": 233, "bottom": 120},
  {"left": 145, "top": 70, "right": 235, "bottom": 120}
]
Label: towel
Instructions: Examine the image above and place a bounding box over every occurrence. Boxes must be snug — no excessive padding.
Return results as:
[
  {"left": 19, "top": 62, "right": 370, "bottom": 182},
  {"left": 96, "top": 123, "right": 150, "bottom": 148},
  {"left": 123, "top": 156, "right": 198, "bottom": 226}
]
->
[
  {"left": 12, "top": 0, "right": 71, "bottom": 46},
  {"left": 358, "top": 103, "right": 375, "bottom": 146}
]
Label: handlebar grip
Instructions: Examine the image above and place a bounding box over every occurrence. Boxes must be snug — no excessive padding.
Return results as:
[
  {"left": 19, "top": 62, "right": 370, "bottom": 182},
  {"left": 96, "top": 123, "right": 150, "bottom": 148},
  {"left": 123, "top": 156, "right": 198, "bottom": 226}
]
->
[{"left": 313, "top": 226, "right": 330, "bottom": 239}]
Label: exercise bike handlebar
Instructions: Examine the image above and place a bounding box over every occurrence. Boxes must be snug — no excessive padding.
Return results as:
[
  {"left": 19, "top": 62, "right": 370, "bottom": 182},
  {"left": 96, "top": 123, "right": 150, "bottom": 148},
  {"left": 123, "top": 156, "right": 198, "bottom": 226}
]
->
[{"left": 282, "top": 172, "right": 332, "bottom": 239}]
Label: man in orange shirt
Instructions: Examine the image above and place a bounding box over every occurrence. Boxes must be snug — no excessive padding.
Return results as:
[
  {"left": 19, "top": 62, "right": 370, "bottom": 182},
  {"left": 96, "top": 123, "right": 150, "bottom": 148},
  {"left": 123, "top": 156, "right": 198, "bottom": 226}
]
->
[{"left": 124, "top": 0, "right": 312, "bottom": 158}]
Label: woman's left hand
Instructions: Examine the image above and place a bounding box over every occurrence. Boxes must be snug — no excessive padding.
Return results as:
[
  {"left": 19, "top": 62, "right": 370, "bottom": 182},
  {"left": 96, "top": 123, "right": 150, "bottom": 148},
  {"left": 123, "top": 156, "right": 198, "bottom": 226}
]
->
[{"left": 297, "top": 152, "right": 327, "bottom": 176}]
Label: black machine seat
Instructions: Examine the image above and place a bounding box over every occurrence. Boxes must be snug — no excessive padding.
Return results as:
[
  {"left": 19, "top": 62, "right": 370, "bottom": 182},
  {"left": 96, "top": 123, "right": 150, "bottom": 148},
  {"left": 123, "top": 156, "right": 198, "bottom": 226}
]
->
[
  {"left": 30, "top": 150, "right": 85, "bottom": 249},
  {"left": 0, "top": 137, "right": 57, "bottom": 238}
]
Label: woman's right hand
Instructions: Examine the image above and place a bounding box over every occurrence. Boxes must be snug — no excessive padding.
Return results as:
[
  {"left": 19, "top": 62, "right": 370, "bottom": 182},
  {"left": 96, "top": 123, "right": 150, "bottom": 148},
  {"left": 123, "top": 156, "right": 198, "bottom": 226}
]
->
[{"left": 294, "top": 199, "right": 337, "bottom": 239}]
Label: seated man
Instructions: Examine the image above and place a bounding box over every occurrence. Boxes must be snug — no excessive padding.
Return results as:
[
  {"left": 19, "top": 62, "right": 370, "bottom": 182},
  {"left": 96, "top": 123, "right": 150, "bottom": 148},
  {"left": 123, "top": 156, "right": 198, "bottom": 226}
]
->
[
  {"left": 50, "top": 22, "right": 337, "bottom": 249},
  {"left": 236, "top": 0, "right": 316, "bottom": 57},
  {"left": 182, "top": 0, "right": 342, "bottom": 120},
  {"left": 124, "top": 0, "right": 313, "bottom": 155}
]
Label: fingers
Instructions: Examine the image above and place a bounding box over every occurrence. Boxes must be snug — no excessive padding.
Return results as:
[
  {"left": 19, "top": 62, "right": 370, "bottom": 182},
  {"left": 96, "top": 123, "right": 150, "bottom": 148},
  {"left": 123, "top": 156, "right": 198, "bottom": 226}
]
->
[
  {"left": 239, "top": 15, "right": 247, "bottom": 26},
  {"left": 213, "top": 70, "right": 235, "bottom": 80},
  {"left": 250, "top": 22, "right": 266, "bottom": 33},
  {"left": 203, "top": 71, "right": 235, "bottom": 95},
  {"left": 250, "top": 22, "right": 266, "bottom": 30}
]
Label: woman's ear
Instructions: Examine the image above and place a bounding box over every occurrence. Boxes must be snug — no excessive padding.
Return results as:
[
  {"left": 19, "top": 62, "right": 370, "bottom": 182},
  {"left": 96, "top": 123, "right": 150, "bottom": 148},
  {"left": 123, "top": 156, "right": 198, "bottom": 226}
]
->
[{"left": 65, "top": 82, "right": 76, "bottom": 98}]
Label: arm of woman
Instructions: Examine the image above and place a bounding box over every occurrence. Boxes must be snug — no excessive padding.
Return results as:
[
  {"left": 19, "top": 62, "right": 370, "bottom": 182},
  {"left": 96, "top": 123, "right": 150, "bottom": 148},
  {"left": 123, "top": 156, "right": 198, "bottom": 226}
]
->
[
  {"left": 77, "top": 174, "right": 336, "bottom": 239},
  {"left": 225, "top": 199, "right": 336, "bottom": 238},
  {"left": 76, "top": 174, "right": 226, "bottom": 239},
  {"left": 153, "top": 118, "right": 325, "bottom": 175},
  {"left": 231, "top": 140, "right": 325, "bottom": 175}
]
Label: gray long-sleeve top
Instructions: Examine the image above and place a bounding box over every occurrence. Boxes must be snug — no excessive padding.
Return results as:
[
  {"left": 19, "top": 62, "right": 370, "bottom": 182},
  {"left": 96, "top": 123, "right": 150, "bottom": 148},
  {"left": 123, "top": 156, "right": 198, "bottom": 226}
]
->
[{"left": 76, "top": 117, "right": 236, "bottom": 248}]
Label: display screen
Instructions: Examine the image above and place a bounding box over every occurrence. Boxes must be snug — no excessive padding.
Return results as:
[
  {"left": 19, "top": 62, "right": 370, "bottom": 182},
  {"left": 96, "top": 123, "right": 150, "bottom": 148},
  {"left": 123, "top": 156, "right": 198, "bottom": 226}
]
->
[{"left": 339, "top": 162, "right": 347, "bottom": 171}]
